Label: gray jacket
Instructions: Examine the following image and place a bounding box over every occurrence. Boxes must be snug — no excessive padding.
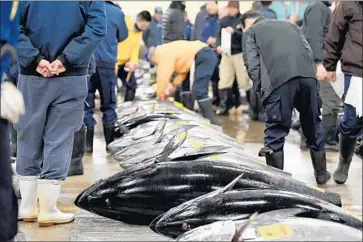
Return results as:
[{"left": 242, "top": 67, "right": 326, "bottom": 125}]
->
[
  {"left": 243, "top": 20, "right": 315, "bottom": 103},
  {"left": 162, "top": 8, "right": 185, "bottom": 43},
  {"left": 191, "top": 5, "right": 207, "bottom": 41},
  {"left": 143, "top": 18, "right": 162, "bottom": 48},
  {"left": 301, "top": 1, "right": 332, "bottom": 64}
]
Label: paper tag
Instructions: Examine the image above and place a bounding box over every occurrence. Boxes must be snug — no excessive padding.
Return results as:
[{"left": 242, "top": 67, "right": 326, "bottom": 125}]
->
[
  {"left": 252, "top": 159, "right": 266, "bottom": 166},
  {"left": 344, "top": 209, "right": 363, "bottom": 222},
  {"left": 189, "top": 140, "right": 204, "bottom": 149},
  {"left": 208, "top": 154, "right": 222, "bottom": 161},
  {"left": 177, "top": 132, "right": 187, "bottom": 141},
  {"left": 305, "top": 183, "right": 325, "bottom": 193},
  {"left": 257, "top": 224, "right": 292, "bottom": 240}
]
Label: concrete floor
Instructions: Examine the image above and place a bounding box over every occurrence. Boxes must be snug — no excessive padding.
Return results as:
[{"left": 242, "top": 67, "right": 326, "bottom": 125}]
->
[{"left": 17, "top": 108, "right": 362, "bottom": 241}]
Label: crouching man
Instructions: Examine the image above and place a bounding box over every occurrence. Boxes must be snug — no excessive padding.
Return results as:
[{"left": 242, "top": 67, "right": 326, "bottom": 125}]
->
[
  {"left": 241, "top": 11, "right": 330, "bottom": 184},
  {"left": 149, "top": 40, "right": 218, "bottom": 124}
]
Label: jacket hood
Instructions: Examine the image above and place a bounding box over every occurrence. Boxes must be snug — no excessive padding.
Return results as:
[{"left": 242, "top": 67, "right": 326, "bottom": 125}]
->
[
  {"left": 170, "top": 1, "right": 186, "bottom": 12},
  {"left": 322, "top": 1, "right": 332, "bottom": 7}
]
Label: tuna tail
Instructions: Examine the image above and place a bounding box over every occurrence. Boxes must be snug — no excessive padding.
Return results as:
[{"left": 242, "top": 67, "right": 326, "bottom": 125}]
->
[
  {"left": 155, "top": 131, "right": 188, "bottom": 163},
  {"left": 231, "top": 212, "right": 258, "bottom": 242}
]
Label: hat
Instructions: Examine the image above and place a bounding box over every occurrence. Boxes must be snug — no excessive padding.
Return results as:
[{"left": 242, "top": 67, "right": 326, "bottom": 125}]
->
[
  {"left": 155, "top": 7, "right": 163, "bottom": 14},
  {"left": 227, "top": 1, "right": 240, "bottom": 9}
]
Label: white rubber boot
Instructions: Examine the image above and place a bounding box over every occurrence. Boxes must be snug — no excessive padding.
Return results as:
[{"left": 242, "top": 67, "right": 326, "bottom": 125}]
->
[
  {"left": 18, "top": 176, "right": 38, "bottom": 222},
  {"left": 38, "top": 179, "right": 75, "bottom": 227}
]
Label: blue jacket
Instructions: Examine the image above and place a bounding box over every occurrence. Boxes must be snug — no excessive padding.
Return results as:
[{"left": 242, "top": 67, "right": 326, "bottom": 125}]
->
[
  {"left": 258, "top": 8, "right": 278, "bottom": 20},
  {"left": 0, "top": 1, "right": 19, "bottom": 82},
  {"left": 17, "top": 1, "right": 107, "bottom": 77},
  {"left": 201, "top": 14, "right": 219, "bottom": 43},
  {"left": 142, "top": 17, "right": 163, "bottom": 48},
  {"left": 94, "top": 2, "right": 128, "bottom": 68},
  {"left": 184, "top": 20, "right": 193, "bottom": 41}
]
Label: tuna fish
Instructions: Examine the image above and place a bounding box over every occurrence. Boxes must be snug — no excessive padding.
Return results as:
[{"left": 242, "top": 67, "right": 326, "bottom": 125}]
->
[
  {"left": 75, "top": 157, "right": 341, "bottom": 226},
  {"left": 176, "top": 209, "right": 363, "bottom": 241},
  {"left": 151, "top": 176, "right": 360, "bottom": 238}
]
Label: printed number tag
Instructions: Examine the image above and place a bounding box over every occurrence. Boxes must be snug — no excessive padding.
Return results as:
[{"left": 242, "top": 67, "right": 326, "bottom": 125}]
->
[{"left": 258, "top": 224, "right": 292, "bottom": 240}]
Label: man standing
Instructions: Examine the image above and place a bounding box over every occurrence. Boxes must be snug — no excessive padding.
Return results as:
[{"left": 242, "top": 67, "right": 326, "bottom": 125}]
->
[
  {"left": 324, "top": 2, "right": 363, "bottom": 184},
  {"left": 117, "top": 11, "right": 152, "bottom": 102},
  {"left": 142, "top": 7, "right": 163, "bottom": 51},
  {"left": 242, "top": 11, "right": 330, "bottom": 185},
  {"left": 257, "top": 1, "right": 277, "bottom": 19},
  {"left": 84, "top": 1, "right": 128, "bottom": 153},
  {"left": 302, "top": 1, "right": 341, "bottom": 152},
  {"left": 216, "top": 1, "right": 249, "bottom": 116},
  {"left": 162, "top": 1, "right": 186, "bottom": 43},
  {"left": 16, "top": 1, "right": 106, "bottom": 226}
]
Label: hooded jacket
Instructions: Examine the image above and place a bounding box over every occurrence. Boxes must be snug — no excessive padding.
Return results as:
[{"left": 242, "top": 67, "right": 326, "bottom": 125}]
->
[
  {"left": 162, "top": 1, "right": 185, "bottom": 43},
  {"left": 17, "top": 1, "right": 106, "bottom": 77},
  {"left": 301, "top": 1, "right": 332, "bottom": 64},
  {"left": 324, "top": 2, "right": 363, "bottom": 78}
]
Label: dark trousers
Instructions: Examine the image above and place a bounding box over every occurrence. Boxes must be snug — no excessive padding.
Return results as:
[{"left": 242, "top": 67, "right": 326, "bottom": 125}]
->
[
  {"left": 0, "top": 119, "right": 18, "bottom": 241},
  {"left": 263, "top": 77, "right": 325, "bottom": 152},
  {"left": 192, "top": 48, "right": 218, "bottom": 100},
  {"left": 339, "top": 75, "right": 363, "bottom": 139},
  {"left": 117, "top": 65, "right": 137, "bottom": 90},
  {"left": 84, "top": 68, "right": 117, "bottom": 127}
]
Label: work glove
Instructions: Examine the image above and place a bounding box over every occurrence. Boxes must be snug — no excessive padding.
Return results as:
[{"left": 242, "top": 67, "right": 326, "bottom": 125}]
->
[{"left": 0, "top": 81, "right": 25, "bottom": 124}]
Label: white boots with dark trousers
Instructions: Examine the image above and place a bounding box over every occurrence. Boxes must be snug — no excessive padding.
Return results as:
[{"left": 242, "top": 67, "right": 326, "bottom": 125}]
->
[{"left": 18, "top": 176, "right": 74, "bottom": 227}]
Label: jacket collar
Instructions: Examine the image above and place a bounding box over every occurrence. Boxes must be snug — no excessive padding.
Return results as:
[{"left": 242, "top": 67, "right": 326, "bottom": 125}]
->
[{"left": 322, "top": 1, "right": 332, "bottom": 7}]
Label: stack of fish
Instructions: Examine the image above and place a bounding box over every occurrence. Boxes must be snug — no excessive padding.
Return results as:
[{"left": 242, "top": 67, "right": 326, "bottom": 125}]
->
[{"left": 76, "top": 101, "right": 362, "bottom": 241}]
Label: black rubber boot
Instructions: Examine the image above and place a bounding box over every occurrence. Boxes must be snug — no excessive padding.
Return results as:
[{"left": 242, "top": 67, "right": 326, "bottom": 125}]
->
[
  {"left": 216, "top": 88, "right": 231, "bottom": 116},
  {"left": 174, "top": 87, "right": 182, "bottom": 103},
  {"left": 322, "top": 114, "right": 339, "bottom": 152},
  {"left": 211, "top": 81, "right": 220, "bottom": 106},
  {"left": 265, "top": 151, "right": 284, "bottom": 170},
  {"left": 198, "top": 98, "right": 216, "bottom": 124},
  {"left": 9, "top": 124, "right": 17, "bottom": 159},
  {"left": 85, "top": 127, "right": 94, "bottom": 153},
  {"left": 103, "top": 125, "right": 115, "bottom": 151},
  {"left": 310, "top": 150, "right": 331, "bottom": 185},
  {"left": 124, "top": 87, "right": 136, "bottom": 102},
  {"left": 68, "top": 126, "right": 85, "bottom": 176},
  {"left": 181, "top": 91, "right": 195, "bottom": 110},
  {"left": 334, "top": 135, "right": 357, "bottom": 184}
]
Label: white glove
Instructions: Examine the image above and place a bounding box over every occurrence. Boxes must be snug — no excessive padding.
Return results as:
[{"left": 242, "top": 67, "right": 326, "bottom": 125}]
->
[{"left": 0, "top": 81, "right": 25, "bottom": 124}]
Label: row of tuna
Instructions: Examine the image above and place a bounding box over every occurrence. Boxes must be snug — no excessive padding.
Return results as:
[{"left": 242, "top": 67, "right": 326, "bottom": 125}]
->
[{"left": 75, "top": 101, "right": 362, "bottom": 241}]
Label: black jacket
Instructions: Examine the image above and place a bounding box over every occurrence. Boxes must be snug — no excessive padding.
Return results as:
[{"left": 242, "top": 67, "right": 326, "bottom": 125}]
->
[
  {"left": 243, "top": 20, "right": 316, "bottom": 103},
  {"left": 301, "top": 1, "right": 332, "bottom": 64},
  {"left": 162, "top": 2, "right": 185, "bottom": 43},
  {"left": 217, "top": 13, "right": 243, "bottom": 55}
]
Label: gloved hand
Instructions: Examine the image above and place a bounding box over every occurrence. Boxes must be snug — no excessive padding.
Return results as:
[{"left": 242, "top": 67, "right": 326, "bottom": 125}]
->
[{"left": 0, "top": 81, "right": 25, "bottom": 124}]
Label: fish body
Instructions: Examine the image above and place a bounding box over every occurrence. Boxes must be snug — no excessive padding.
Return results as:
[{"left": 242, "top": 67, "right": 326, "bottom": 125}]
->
[
  {"left": 153, "top": 189, "right": 361, "bottom": 238},
  {"left": 75, "top": 160, "right": 341, "bottom": 226}
]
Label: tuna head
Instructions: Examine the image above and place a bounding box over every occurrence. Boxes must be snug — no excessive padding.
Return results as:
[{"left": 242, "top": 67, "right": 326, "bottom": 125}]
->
[{"left": 150, "top": 174, "right": 243, "bottom": 238}]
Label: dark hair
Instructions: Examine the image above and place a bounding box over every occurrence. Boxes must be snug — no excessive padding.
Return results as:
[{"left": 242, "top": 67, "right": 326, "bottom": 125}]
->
[
  {"left": 296, "top": 19, "right": 303, "bottom": 27},
  {"left": 241, "top": 10, "right": 261, "bottom": 28},
  {"left": 261, "top": 1, "right": 272, "bottom": 7},
  {"left": 170, "top": 1, "right": 186, "bottom": 11},
  {"left": 137, "top": 11, "right": 152, "bottom": 22}
]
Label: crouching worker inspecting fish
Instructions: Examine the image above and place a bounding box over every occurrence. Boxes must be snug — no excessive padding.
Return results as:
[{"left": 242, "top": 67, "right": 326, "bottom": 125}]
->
[
  {"left": 241, "top": 11, "right": 330, "bottom": 185},
  {"left": 149, "top": 40, "right": 218, "bottom": 124}
]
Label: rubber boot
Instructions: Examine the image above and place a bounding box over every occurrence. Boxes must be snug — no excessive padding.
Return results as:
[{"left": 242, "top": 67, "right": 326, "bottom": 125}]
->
[
  {"left": 18, "top": 176, "right": 38, "bottom": 222},
  {"left": 9, "top": 124, "right": 17, "bottom": 159},
  {"left": 310, "top": 150, "right": 331, "bottom": 185},
  {"left": 198, "top": 98, "right": 216, "bottom": 124},
  {"left": 68, "top": 126, "right": 85, "bottom": 177},
  {"left": 85, "top": 127, "right": 94, "bottom": 153},
  {"left": 103, "top": 125, "right": 115, "bottom": 151},
  {"left": 334, "top": 135, "right": 357, "bottom": 184},
  {"left": 322, "top": 114, "right": 339, "bottom": 152},
  {"left": 299, "top": 129, "right": 308, "bottom": 151},
  {"left": 216, "top": 88, "right": 231, "bottom": 116},
  {"left": 181, "top": 91, "right": 195, "bottom": 110},
  {"left": 124, "top": 87, "right": 136, "bottom": 102},
  {"left": 265, "top": 151, "right": 284, "bottom": 170},
  {"left": 174, "top": 87, "right": 182, "bottom": 103},
  {"left": 38, "top": 179, "right": 74, "bottom": 227},
  {"left": 211, "top": 81, "right": 220, "bottom": 106}
]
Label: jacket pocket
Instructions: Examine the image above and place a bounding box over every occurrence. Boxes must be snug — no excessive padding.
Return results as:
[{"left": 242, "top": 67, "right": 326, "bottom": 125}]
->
[{"left": 264, "top": 95, "right": 282, "bottom": 122}]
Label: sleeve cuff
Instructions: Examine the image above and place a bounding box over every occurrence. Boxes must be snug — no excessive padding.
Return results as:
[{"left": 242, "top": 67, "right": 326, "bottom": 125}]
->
[
  {"left": 57, "top": 54, "right": 68, "bottom": 67},
  {"left": 34, "top": 55, "right": 45, "bottom": 65}
]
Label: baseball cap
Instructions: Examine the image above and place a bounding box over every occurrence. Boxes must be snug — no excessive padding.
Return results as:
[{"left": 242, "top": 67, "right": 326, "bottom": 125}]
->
[{"left": 155, "top": 7, "right": 163, "bottom": 14}]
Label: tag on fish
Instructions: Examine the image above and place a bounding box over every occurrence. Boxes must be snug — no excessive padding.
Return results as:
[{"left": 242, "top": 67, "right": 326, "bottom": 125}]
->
[
  {"left": 188, "top": 140, "right": 205, "bottom": 149},
  {"left": 257, "top": 223, "right": 292, "bottom": 240}
]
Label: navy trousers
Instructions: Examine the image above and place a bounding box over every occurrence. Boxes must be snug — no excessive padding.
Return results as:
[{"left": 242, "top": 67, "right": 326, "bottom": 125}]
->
[
  {"left": 192, "top": 48, "right": 218, "bottom": 100},
  {"left": 118, "top": 65, "right": 137, "bottom": 90},
  {"left": 84, "top": 67, "right": 117, "bottom": 127},
  {"left": 0, "top": 119, "right": 18, "bottom": 241},
  {"left": 15, "top": 75, "right": 87, "bottom": 180},
  {"left": 339, "top": 75, "right": 363, "bottom": 139},
  {"left": 263, "top": 77, "right": 325, "bottom": 152}
]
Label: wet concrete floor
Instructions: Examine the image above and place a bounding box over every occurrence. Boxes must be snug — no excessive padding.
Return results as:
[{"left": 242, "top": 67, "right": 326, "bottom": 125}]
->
[{"left": 18, "top": 103, "right": 362, "bottom": 241}]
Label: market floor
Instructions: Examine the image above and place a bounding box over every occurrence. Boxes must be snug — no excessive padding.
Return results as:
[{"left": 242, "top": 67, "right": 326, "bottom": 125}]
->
[{"left": 17, "top": 109, "right": 362, "bottom": 241}]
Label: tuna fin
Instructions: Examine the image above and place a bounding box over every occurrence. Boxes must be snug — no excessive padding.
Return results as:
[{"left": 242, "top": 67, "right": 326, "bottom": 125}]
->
[
  {"left": 231, "top": 212, "right": 258, "bottom": 242},
  {"left": 155, "top": 132, "right": 187, "bottom": 163},
  {"left": 222, "top": 173, "right": 244, "bottom": 193}
]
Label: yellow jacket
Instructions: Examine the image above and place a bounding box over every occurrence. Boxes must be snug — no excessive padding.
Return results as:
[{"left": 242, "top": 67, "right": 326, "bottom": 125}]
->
[
  {"left": 154, "top": 40, "right": 208, "bottom": 98},
  {"left": 117, "top": 16, "right": 143, "bottom": 66}
]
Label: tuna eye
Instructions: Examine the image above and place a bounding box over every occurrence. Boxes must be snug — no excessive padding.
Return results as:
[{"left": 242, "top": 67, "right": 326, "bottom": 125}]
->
[
  {"left": 105, "top": 198, "right": 111, "bottom": 208},
  {"left": 182, "top": 223, "right": 190, "bottom": 231}
]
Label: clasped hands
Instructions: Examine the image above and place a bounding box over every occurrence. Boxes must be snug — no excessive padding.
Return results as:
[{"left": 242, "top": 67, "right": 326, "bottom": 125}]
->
[{"left": 36, "top": 59, "right": 66, "bottom": 78}]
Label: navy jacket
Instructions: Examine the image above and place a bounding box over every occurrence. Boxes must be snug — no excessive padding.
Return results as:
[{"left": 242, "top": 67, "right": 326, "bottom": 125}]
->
[
  {"left": 201, "top": 14, "right": 219, "bottom": 43},
  {"left": 17, "top": 1, "right": 107, "bottom": 77},
  {"left": 191, "top": 5, "right": 207, "bottom": 41},
  {"left": 94, "top": 1, "right": 128, "bottom": 68},
  {"left": 143, "top": 17, "right": 163, "bottom": 48},
  {"left": 184, "top": 20, "right": 193, "bottom": 41}
]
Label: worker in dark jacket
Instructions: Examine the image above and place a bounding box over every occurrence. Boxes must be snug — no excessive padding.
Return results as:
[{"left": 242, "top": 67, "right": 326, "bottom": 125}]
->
[
  {"left": 184, "top": 11, "right": 193, "bottom": 41},
  {"left": 142, "top": 7, "right": 163, "bottom": 50},
  {"left": 301, "top": 1, "right": 341, "bottom": 152},
  {"left": 84, "top": 1, "right": 128, "bottom": 152},
  {"left": 242, "top": 11, "right": 330, "bottom": 185},
  {"left": 191, "top": 4, "right": 207, "bottom": 41},
  {"left": 257, "top": 1, "right": 277, "bottom": 19},
  {"left": 324, "top": 1, "right": 363, "bottom": 185},
  {"left": 162, "top": 1, "right": 186, "bottom": 43},
  {"left": 216, "top": 1, "right": 250, "bottom": 116},
  {"left": 15, "top": 1, "right": 106, "bottom": 226}
]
